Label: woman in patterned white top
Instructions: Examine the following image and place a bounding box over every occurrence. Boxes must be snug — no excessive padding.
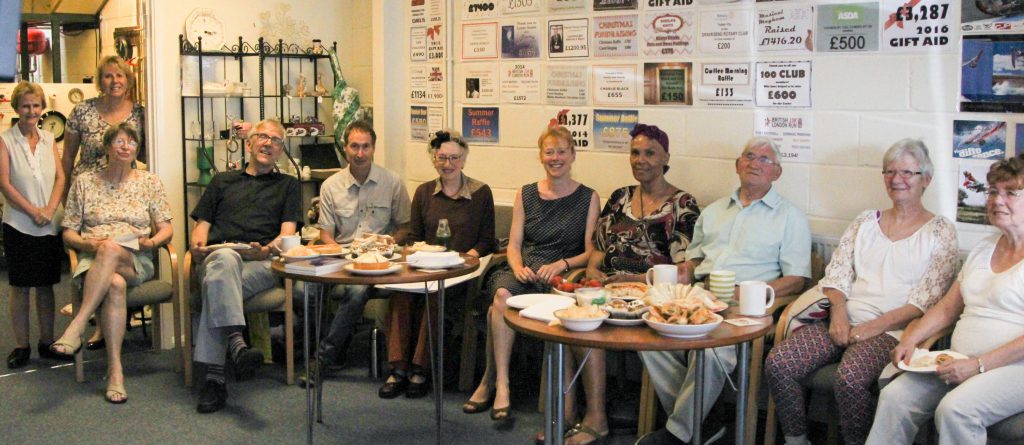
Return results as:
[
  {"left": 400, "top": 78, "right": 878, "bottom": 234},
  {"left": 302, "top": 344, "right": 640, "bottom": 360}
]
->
[
  {"left": 765, "top": 139, "right": 959, "bottom": 445},
  {"left": 50, "top": 123, "right": 172, "bottom": 404},
  {"left": 867, "top": 155, "right": 1024, "bottom": 445}
]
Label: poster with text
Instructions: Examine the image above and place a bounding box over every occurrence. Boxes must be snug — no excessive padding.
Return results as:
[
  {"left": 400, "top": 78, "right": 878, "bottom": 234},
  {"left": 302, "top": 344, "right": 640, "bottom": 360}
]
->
[
  {"left": 755, "top": 61, "right": 811, "bottom": 107},
  {"left": 549, "top": 18, "right": 590, "bottom": 58},
  {"left": 754, "top": 111, "right": 813, "bottom": 162},
  {"left": 593, "top": 15, "right": 640, "bottom": 57},
  {"left": 458, "top": 63, "right": 499, "bottom": 102},
  {"left": 501, "top": 19, "right": 542, "bottom": 59},
  {"left": 699, "top": 10, "right": 752, "bottom": 53},
  {"left": 428, "top": 107, "right": 445, "bottom": 134},
  {"left": 427, "top": 24, "right": 445, "bottom": 61},
  {"left": 697, "top": 62, "right": 754, "bottom": 107},
  {"left": 427, "top": 0, "right": 444, "bottom": 25},
  {"left": 504, "top": 0, "right": 541, "bottom": 15},
  {"left": 551, "top": 0, "right": 587, "bottom": 11},
  {"left": 546, "top": 64, "right": 590, "bottom": 105},
  {"left": 595, "top": 0, "right": 638, "bottom": 10},
  {"left": 551, "top": 108, "right": 594, "bottom": 149},
  {"left": 816, "top": 3, "right": 880, "bottom": 52},
  {"left": 700, "top": 0, "right": 752, "bottom": 4},
  {"left": 410, "top": 0, "right": 427, "bottom": 27},
  {"left": 501, "top": 62, "right": 542, "bottom": 103},
  {"left": 593, "top": 65, "right": 639, "bottom": 104},
  {"left": 593, "top": 109, "right": 639, "bottom": 151},
  {"left": 462, "top": 0, "right": 498, "bottom": 20},
  {"left": 411, "top": 27, "right": 427, "bottom": 61},
  {"left": 960, "top": 34, "right": 1024, "bottom": 113},
  {"left": 462, "top": 107, "right": 500, "bottom": 143},
  {"left": 881, "top": 0, "right": 954, "bottom": 51},
  {"left": 962, "top": 0, "right": 1024, "bottom": 33},
  {"left": 642, "top": 11, "right": 697, "bottom": 56},
  {"left": 755, "top": 5, "right": 815, "bottom": 52},
  {"left": 953, "top": 120, "right": 1007, "bottom": 159},
  {"left": 410, "top": 64, "right": 446, "bottom": 104},
  {"left": 957, "top": 161, "right": 993, "bottom": 225},
  {"left": 647, "top": 0, "right": 697, "bottom": 10},
  {"left": 411, "top": 106, "right": 429, "bottom": 140},
  {"left": 643, "top": 62, "right": 693, "bottom": 105},
  {"left": 463, "top": 22, "right": 499, "bottom": 60}
]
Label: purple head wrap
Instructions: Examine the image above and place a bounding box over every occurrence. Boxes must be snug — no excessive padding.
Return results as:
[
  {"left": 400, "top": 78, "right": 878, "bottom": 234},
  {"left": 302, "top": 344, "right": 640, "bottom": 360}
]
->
[{"left": 629, "top": 124, "right": 669, "bottom": 153}]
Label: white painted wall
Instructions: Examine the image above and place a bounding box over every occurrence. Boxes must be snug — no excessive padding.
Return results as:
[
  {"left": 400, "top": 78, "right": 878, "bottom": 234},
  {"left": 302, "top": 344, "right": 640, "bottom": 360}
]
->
[{"left": 371, "top": 0, "right": 1001, "bottom": 252}]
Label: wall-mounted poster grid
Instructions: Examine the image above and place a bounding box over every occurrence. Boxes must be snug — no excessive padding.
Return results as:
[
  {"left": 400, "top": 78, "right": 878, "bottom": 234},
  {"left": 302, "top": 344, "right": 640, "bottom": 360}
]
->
[
  {"left": 410, "top": 64, "right": 447, "bottom": 104},
  {"left": 697, "top": 62, "right": 753, "bottom": 107},
  {"left": 754, "top": 110, "right": 813, "bottom": 162},
  {"left": 549, "top": 108, "right": 593, "bottom": 149},
  {"left": 501, "top": 19, "right": 542, "bottom": 59},
  {"left": 755, "top": 61, "right": 811, "bottom": 108},
  {"left": 501, "top": 62, "right": 542, "bottom": 104},
  {"left": 411, "top": 105, "right": 445, "bottom": 141},
  {"left": 953, "top": 120, "right": 1007, "bottom": 159},
  {"left": 595, "top": 0, "right": 638, "bottom": 11},
  {"left": 755, "top": 5, "right": 814, "bottom": 52},
  {"left": 593, "top": 109, "right": 639, "bottom": 151},
  {"left": 462, "top": 107, "right": 500, "bottom": 143},
  {"left": 546, "top": 64, "right": 589, "bottom": 105},
  {"left": 458, "top": 63, "right": 498, "bottom": 102},
  {"left": 549, "top": 18, "right": 590, "bottom": 58},
  {"left": 462, "top": 22, "right": 499, "bottom": 60},
  {"left": 962, "top": 0, "right": 1024, "bottom": 33},
  {"left": 644, "top": 62, "right": 693, "bottom": 105},
  {"left": 593, "top": 65, "right": 639, "bottom": 105},
  {"left": 957, "top": 161, "right": 995, "bottom": 225},
  {"left": 642, "top": 11, "right": 697, "bottom": 56},
  {"left": 880, "top": 0, "right": 954, "bottom": 51},
  {"left": 593, "top": 15, "right": 640, "bottom": 57},
  {"left": 960, "top": 34, "right": 1024, "bottom": 113},
  {"left": 816, "top": 3, "right": 880, "bottom": 52},
  {"left": 699, "top": 9, "right": 752, "bottom": 54},
  {"left": 462, "top": 0, "right": 497, "bottom": 21},
  {"left": 550, "top": 0, "right": 586, "bottom": 12}
]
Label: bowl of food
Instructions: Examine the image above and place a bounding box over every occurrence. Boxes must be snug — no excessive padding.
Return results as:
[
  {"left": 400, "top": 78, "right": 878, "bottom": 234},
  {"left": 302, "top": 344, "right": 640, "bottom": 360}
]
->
[
  {"left": 604, "top": 282, "right": 648, "bottom": 300},
  {"left": 601, "top": 298, "right": 649, "bottom": 319},
  {"left": 643, "top": 301, "right": 723, "bottom": 338},
  {"left": 351, "top": 251, "right": 392, "bottom": 270},
  {"left": 574, "top": 286, "right": 609, "bottom": 307},
  {"left": 549, "top": 276, "right": 602, "bottom": 297},
  {"left": 554, "top": 305, "right": 609, "bottom": 332}
]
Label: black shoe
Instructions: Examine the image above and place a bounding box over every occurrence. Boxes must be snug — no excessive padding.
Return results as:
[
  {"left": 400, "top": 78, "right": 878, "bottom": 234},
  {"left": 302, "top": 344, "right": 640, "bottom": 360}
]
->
[
  {"left": 86, "top": 339, "right": 106, "bottom": 350},
  {"left": 7, "top": 348, "right": 30, "bottom": 369},
  {"left": 230, "top": 347, "right": 263, "bottom": 382},
  {"left": 196, "top": 380, "right": 227, "bottom": 414},
  {"left": 378, "top": 373, "right": 409, "bottom": 399},
  {"left": 37, "top": 342, "right": 72, "bottom": 361},
  {"left": 405, "top": 374, "right": 429, "bottom": 399}
]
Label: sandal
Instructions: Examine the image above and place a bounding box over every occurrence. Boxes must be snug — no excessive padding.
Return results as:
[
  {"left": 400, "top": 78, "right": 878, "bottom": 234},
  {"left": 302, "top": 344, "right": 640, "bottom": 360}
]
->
[
  {"left": 50, "top": 335, "right": 82, "bottom": 357},
  {"left": 105, "top": 381, "right": 128, "bottom": 404},
  {"left": 490, "top": 405, "right": 511, "bottom": 421},
  {"left": 462, "top": 388, "right": 495, "bottom": 414},
  {"left": 564, "top": 423, "right": 610, "bottom": 445}
]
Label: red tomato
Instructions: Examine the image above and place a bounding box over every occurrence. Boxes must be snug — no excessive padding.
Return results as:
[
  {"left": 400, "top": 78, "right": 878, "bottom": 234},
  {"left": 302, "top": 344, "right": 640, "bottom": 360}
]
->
[
  {"left": 558, "top": 283, "right": 574, "bottom": 292},
  {"left": 572, "top": 282, "right": 583, "bottom": 290},
  {"left": 585, "top": 279, "right": 601, "bottom": 288},
  {"left": 551, "top": 275, "right": 564, "bottom": 286}
]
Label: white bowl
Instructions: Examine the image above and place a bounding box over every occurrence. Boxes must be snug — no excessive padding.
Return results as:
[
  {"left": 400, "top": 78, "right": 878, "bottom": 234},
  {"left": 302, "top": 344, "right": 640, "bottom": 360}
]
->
[
  {"left": 552, "top": 288, "right": 576, "bottom": 297},
  {"left": 554, "top": 309, "right": 609, "bottom": 332},
  {"left": 642, "top": 312, "right": 723, "bottom": 338}
]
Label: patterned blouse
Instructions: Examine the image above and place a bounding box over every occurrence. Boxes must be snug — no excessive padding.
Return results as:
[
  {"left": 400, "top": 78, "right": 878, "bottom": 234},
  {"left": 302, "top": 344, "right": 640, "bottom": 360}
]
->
[
  {"left": 66, "top": 98, "right": 145, "bottom": 174},
  {"left": 594, "top": 186, "right": 700, "bottom": 274},
  {"left": 62, "top": 170, "right": 172, "bottom": 240}
]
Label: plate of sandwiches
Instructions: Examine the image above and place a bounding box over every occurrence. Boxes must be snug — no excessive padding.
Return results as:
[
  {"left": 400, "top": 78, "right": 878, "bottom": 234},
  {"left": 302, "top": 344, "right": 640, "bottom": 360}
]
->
[{"left": 310, "top": 244, "right": 348, "bottom": 256}]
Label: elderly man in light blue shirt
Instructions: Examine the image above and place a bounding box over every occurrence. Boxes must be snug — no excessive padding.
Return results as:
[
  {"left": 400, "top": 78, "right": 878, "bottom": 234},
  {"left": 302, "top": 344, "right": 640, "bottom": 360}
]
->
[{"left": 637, "top": 137, "right": 811, "bottom": 445}]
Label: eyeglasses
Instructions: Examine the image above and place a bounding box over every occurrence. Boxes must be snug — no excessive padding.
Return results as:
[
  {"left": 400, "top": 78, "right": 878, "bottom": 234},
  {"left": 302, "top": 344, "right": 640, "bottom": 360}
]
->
[
  {"left": 986, "top": 188, "right": 1024, "bottom": 200},
  {"left": 112, "top": 139, "right": 139, "bottom": 149},
  {"left": 882, "top": 169, "right": 923, "bottom": 179},
  {"left": 250, "top": 132, "right": 284, "bottom": 147},
  {"left": 740, "top": 152, "right": 777, "bottom": 166},
  {"left": 433, "top": 154, "right": 463, "bottom": 164}
]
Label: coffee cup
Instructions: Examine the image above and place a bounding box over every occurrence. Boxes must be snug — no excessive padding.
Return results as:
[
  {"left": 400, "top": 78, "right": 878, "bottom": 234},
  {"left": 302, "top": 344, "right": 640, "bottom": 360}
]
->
[
  {"left": 738, "top": 280, "right": 776, "bottom": 316},
  {"left": 645, "top": 264, "right": 678, "bottom": 287},
  {"left": 709, "top": 270, "right": 736, "bottom": 302},
  {"left": 281, "top": 234, "right": 301, "bottom": 252}
]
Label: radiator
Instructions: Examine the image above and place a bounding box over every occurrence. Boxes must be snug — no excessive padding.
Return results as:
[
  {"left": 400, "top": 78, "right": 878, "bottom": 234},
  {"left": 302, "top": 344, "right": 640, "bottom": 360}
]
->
[{"left": 811, "top": 235, "right": 841, "bottom": 269}]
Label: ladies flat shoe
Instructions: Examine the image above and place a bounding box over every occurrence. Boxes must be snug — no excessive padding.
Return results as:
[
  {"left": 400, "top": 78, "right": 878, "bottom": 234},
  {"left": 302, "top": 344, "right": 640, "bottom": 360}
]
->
[
  {"left": 378, "top": 373, "right": 409, "bottom": 399},
  {"left": 7, "top": 348, "right": 30, "bottom": 369},
  {"left": 405, "top": 376, "right": 429, "bottom": 399}
]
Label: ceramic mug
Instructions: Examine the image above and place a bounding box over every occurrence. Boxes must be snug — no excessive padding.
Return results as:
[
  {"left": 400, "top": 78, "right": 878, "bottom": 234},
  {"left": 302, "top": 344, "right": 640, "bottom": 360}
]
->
[
  {"left": 645, "top": 264, "right": 678, "bottom": 286},
  {"left": 738, "top": 281, "right": 776, "bottom": 316},
  {"left": 280, "top": 234, "right": 301, "bottom": 252}
]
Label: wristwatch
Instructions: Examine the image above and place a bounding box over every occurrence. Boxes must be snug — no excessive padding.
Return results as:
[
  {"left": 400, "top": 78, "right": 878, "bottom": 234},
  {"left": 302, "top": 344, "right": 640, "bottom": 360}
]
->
[{"left": 977, "top": 357, "right": 987, "bottom": 374}]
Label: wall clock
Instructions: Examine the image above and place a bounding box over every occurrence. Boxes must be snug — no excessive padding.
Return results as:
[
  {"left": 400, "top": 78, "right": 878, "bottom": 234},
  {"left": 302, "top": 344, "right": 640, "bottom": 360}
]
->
[
  {"left": 40, "top": 111, "right": 66, "bottom": 142},
  {"left": 185, "top": 8, "right": 225, "bottom": 51},
  {"left": 68, "top": 88, "right": 84, "bottom": 104}
]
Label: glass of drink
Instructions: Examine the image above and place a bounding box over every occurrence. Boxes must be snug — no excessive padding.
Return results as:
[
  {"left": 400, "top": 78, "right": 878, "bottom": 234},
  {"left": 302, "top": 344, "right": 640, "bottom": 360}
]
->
[{"left": 436, "top": 218, "right": 451, "bottom": 251}]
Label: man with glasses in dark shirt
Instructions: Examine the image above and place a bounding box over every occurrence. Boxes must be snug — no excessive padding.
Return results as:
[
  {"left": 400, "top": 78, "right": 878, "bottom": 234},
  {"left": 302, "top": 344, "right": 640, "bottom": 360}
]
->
[{"left": 189, "top": 119, "right": 302, "bottom": 413}]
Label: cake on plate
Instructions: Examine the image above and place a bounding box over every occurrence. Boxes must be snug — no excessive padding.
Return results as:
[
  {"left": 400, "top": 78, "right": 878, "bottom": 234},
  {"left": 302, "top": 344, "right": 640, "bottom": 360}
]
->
[{"left": 352, "top": 252, "right": 391, "bottom": 270}]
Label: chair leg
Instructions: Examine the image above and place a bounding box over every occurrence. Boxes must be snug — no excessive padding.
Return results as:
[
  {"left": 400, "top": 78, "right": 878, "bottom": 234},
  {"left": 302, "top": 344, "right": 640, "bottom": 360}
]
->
[
  {"left": 458, "top": 309, "right": 479, "bottom": 392},
  {"left": 746, "top": 336, "right": 765, "bottom": 445},
  {"left": 150, "top": 304, "right": 162, "bottom": 349},
  {"left": 765, "top": 395, "right": 778, "bottom": 445},
  {"left": 285, "top": 279, "right": 295, "bottom": 385},
  {"left": 637, "top": 368, "right": 657, "bottom": 437}
]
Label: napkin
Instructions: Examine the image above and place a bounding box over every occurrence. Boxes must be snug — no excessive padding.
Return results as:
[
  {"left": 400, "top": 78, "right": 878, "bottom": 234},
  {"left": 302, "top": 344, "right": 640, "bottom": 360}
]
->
[
  {"left": 407, "top": 251, "right": 461, "bottom": 267},
  {"left": 519, "top": 298, "right": 575, "bottom": 323}
]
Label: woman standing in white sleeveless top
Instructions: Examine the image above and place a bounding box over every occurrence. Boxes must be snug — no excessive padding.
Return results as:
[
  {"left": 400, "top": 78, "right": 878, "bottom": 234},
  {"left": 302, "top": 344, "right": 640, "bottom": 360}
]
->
[{"left": 0, "top": 82, "right": 67, "bottom": 369}]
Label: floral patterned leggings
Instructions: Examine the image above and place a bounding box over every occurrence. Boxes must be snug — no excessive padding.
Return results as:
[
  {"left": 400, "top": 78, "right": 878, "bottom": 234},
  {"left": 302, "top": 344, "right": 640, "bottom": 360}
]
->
[{"left": 765, "top": 322, "right": 898, "bottom": 445}]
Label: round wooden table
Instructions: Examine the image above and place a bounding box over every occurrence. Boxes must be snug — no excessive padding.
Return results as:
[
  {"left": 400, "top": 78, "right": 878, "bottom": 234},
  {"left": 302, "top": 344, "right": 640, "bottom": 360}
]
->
[
  {"left": 504, "top": 307, "right": 772, "bottom": 445},
  {"left": 273, "top": 255, "right": 480, "bottom": 445}
]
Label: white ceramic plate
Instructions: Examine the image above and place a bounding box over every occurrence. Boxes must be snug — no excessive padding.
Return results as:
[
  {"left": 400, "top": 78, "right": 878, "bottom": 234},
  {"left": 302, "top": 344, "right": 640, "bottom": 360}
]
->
[
  {"left": 281, "top": 253, "right": 321, "bottom": 260},
  {"left": 897, "top": 350, "right": 969, "bottom": 373},
  {"left": 206, "top": 243, "right": 251, "bottom": 250},
  {"left": 409, "top": 258, "right": 466, "bottom": 269},
  {"left": 507, "top": 294, "right": 573, "bottom": 310},
  {"left": 604, "top": 317, "right": 646, "bottom": 327},
  {"left": 643, "top": 312, "right": 723, "bottom": 338},
  {"left": 343, "top": 263, "right": 402, "bottom": 275}
]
